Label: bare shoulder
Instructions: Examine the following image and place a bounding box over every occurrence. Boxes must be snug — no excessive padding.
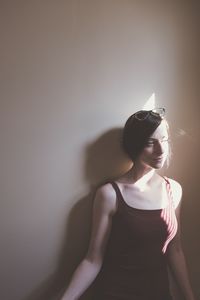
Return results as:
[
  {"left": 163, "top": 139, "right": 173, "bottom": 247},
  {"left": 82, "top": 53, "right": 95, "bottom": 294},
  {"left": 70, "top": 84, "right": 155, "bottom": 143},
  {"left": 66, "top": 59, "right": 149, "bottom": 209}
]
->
[
  {"left": 167, "top": 177, "right": 183, "bottom": 209},
  {"left": 94, "top": 183, "right": 117, "bottom": 215}
]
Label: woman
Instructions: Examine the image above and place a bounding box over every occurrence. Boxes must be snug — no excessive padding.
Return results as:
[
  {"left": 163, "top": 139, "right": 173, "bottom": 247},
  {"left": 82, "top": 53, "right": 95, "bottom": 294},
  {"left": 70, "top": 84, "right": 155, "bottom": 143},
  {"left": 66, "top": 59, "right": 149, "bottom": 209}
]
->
[{"left": 60, "top": 108, "right": 195, "bottom": 300}]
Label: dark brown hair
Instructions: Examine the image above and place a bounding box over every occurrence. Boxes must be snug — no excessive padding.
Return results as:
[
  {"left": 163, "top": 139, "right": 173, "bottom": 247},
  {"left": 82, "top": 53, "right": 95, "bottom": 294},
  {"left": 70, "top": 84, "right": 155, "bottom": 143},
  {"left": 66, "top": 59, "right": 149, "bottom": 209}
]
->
[{"left": 121, "top": 110, "right": 164, "bottom": 161}]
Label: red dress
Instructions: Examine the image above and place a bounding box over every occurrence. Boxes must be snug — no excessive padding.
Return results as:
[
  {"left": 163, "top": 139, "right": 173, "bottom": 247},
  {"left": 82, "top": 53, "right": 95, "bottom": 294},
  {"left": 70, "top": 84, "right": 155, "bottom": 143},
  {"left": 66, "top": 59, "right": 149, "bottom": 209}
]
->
[{"left": 94, "top": 177, "right": 177, "bottom": 300}]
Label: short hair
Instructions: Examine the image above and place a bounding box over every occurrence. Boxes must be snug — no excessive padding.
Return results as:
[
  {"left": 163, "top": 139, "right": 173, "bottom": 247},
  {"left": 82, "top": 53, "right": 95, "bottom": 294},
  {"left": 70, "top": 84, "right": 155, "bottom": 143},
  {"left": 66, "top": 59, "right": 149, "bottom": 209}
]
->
[{"left": 121, "top": 110, "right": 168, "bottom": 161}]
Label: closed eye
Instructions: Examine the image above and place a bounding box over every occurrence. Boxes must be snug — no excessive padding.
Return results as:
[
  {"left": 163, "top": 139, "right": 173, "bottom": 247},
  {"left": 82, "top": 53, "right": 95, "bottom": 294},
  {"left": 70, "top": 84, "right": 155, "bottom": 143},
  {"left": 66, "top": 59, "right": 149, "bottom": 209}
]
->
[{"left": 145, "top": 138, "right": 169, "bottom": 146}]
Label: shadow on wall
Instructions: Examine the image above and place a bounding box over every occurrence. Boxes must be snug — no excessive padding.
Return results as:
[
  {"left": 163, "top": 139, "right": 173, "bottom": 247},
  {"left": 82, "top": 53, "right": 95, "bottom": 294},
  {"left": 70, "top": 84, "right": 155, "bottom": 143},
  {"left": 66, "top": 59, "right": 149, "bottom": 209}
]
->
[
  {"left": 84, "top": 128, "right": 133, "bottom": 187},
  {"left": 23, "top": 127, "right": 132, "bottom": 300}
]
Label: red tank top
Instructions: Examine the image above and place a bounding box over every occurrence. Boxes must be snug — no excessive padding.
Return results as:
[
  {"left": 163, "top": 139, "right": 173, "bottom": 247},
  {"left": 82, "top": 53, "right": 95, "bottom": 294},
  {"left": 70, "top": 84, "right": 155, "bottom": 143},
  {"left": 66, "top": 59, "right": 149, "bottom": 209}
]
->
[{"left": 94, "top": 176, "right": 177, "bottom": 300}]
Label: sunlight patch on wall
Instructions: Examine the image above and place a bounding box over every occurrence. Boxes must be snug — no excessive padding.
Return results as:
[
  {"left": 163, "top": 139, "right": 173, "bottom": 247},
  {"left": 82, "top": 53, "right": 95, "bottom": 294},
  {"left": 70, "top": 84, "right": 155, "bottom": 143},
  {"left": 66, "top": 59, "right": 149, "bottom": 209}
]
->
[{"left": 142, "top": 93, "right": 156, "bottom": 110}]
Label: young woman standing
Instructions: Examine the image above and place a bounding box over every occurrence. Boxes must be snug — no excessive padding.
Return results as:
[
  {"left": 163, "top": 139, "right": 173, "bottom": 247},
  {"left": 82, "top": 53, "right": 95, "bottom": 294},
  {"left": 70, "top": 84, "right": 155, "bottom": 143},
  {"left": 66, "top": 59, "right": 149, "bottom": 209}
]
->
[{"left": 60, "top": 108, "right": 195, "bottom": 300}]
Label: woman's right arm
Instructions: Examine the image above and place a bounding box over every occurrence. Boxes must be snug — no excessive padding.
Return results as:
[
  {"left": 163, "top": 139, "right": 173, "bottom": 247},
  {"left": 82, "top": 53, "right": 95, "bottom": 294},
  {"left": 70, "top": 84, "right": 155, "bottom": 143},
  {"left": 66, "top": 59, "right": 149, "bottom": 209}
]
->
[{"left": 60, "top": 183, "right": 117, "bottom": 300}]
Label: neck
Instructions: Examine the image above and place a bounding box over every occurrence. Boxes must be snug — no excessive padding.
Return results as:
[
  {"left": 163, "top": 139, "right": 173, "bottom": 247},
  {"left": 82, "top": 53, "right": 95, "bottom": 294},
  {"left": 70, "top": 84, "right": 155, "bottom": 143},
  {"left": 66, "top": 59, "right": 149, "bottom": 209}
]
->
[{"left": 125, "top": 161, "right": 155, "bottom": 185}]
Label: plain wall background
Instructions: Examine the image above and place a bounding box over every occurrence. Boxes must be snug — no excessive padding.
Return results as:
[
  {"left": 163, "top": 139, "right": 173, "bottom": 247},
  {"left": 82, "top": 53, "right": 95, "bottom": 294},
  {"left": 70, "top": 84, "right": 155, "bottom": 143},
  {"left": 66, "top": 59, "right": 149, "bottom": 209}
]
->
[{"left": 0, "top": 1, "right": 199, "bottom": 299}]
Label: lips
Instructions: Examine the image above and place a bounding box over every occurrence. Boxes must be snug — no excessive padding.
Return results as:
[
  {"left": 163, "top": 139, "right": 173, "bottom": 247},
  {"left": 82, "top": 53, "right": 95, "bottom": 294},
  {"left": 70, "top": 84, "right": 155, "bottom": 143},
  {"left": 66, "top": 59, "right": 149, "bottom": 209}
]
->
[{"left": 153, "top": 157, "right": 164, "bottom": 161}]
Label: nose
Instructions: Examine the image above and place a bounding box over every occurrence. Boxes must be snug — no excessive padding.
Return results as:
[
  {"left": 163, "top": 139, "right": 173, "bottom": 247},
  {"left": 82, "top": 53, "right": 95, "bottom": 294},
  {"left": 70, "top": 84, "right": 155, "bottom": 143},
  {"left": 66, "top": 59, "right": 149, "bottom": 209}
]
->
[{"left": 155, "top": 141, "right": 165, "bottom": 155}]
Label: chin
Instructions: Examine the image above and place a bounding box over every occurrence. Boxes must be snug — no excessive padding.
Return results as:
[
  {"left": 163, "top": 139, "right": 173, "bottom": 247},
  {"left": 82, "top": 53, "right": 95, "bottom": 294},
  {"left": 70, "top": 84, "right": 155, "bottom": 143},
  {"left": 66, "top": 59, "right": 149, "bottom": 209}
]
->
[
  {"left": 141, "top": 158, "right": 166, "bottom": 170},
  {"left": 151, "top": 160, "right": 165, "bottom": 169},
  {"left": 154, "top": 164, "right": 164, "bottom": 170}
]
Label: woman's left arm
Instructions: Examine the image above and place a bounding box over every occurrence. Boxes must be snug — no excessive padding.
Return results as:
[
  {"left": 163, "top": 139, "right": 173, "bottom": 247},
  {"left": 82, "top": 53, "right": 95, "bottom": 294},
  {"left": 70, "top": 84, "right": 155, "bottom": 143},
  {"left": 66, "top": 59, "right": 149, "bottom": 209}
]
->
[{"left": 166, "top": 182, "right": 195, "bottom": 300}]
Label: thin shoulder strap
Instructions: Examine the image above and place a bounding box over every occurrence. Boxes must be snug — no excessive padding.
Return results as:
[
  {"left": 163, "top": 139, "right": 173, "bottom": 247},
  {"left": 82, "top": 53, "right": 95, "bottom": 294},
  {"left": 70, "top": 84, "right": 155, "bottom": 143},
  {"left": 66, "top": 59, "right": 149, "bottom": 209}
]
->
[
  {"left": 108, "top": 181, "right": 123, "bottom": 209},
  {"left": 109, "top": 181, "right": 122, "bottom": 198},
  {"left": 163, "top": 176, "right": 175, "bottom": 208}
]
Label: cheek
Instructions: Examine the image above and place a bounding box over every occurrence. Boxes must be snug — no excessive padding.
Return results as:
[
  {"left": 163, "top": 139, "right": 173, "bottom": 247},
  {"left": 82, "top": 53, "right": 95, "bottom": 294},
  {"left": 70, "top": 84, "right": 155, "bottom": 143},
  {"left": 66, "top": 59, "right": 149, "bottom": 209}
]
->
[{"left": 140, "top": 147, "right": 153, "bottom": 157}]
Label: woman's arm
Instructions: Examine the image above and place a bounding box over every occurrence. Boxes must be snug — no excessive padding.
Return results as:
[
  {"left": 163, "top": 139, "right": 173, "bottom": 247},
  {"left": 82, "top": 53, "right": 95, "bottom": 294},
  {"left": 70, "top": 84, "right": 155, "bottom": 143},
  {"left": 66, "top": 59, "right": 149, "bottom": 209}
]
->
[
  {"left": 60, "top": 183, "right": 117, "bottom": 300},
  {"left": 166, "top": 182, "right": 195, "bottom": 300}
]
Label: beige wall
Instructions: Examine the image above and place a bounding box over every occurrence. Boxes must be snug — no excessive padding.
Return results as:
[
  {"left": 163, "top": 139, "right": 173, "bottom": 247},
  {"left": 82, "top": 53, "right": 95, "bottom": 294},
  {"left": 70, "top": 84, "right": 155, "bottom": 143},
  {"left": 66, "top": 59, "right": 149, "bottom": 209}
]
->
[{"left": 0, "top": 1, "right": 199, "bottom": 299}]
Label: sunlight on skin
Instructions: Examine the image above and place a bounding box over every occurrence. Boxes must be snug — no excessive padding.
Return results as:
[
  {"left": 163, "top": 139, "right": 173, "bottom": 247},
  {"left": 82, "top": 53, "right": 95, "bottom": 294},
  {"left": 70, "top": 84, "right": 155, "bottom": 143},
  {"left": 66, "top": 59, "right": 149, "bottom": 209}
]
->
[
  {"left": 142, "top": 93, "right": 156, "bottom": 110},
  {"left": 133, "top": 170, "right": 155, "bottom": 192}
]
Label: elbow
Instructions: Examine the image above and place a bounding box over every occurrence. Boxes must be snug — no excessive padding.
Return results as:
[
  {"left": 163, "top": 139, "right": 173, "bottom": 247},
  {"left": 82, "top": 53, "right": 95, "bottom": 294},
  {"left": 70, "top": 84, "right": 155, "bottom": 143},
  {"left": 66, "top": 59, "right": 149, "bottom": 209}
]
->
[
  {"left": 84, "top": 255, "right": 103, "bottom": 272},
  {"left": 85, "top": 248, "right": 105, "bottom": 270}
]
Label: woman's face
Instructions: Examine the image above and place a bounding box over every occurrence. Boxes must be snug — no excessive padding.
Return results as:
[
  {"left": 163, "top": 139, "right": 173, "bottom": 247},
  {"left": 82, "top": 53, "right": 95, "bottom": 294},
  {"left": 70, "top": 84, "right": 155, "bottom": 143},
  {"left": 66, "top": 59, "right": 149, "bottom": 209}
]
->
[{"left": 136, "top": 120, "right": 169, "bottom": 169}]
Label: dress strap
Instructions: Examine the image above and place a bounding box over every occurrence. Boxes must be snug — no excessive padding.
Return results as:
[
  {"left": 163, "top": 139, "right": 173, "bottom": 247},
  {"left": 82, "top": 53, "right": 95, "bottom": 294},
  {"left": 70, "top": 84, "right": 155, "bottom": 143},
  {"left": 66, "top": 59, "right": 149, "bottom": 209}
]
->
[
  {"left": 108, "top": 181, "right": 124, "bottom": 210},
  {"left": 161, "top": 176, "right": 178, "bottom": 253}
]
